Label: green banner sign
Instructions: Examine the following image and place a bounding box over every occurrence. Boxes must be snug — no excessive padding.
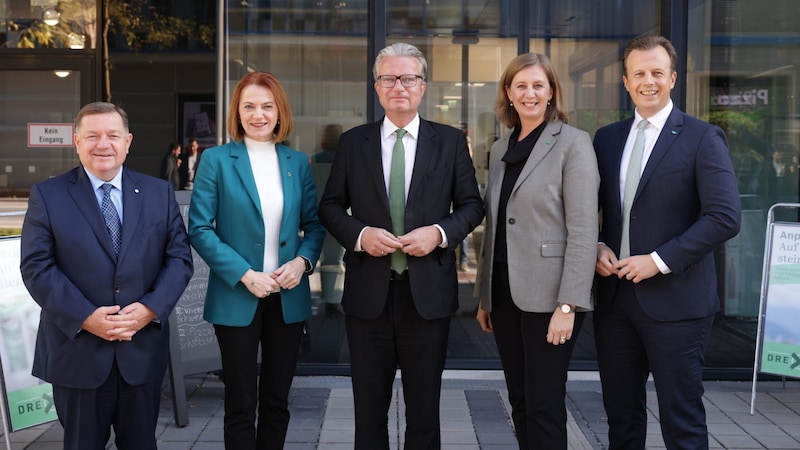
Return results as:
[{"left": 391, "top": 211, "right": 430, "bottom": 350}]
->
[
  {"left": 759, "top": 223, "right": 800, "bottom": 379},
  {"left": 5, "top": 383, "right": 57, "bottom": 430},
  {"left": 0, "top": 237, "right": 59, "bottom": 431}
]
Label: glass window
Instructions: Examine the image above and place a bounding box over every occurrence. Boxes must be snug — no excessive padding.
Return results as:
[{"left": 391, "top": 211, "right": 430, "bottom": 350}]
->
[
  {"left": 221, "top": 0, "right": 797, "bottom": 373},
  {"left": 225, "top": 0, "right": 370, "bottom": 368},
  {"left": 227, "top": 1, "right": 368, "bottom": 152},
  {"left": 686, "top": 0, "right": 800, "bottom": 364},
  {"left": 0, "top": 69, "right": 81, "bottom": 236},
  {"left": 0, "top": 70, "right": 81, "bottom": 186},
  {"left": 1, "top": 0, "right": 96, "bottom": 49}
]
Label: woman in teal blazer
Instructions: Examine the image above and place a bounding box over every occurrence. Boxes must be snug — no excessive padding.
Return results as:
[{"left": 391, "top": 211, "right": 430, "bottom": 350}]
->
[{"left": 188, "top": 72, "right": 324, "bottom": 449}]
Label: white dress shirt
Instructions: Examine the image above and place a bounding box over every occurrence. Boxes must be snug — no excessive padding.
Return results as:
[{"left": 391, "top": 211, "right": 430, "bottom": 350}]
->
[{"left": 619, "top": 100, "right": 674, "bottom": 274}]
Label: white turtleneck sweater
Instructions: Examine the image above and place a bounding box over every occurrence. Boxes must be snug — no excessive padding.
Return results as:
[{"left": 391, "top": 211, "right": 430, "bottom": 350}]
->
[{"left": 244, "top": 137, "right": 284, "bottom": 273}]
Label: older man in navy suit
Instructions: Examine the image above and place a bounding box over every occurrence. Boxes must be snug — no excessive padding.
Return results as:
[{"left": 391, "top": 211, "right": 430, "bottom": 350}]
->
[
  {"left": 21, "top": 102, "right": 193, "bottom": 450},
  {"left": 594, "top": 36, "right": 741, "bottom": 450}
]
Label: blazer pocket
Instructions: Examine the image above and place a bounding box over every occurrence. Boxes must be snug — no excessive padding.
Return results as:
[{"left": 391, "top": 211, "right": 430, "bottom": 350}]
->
[
  {"left": 344, "top": 250, "right": 362, "bottom": 266},
  {"left": 438, "top": 246, "right": 456, "bottom": 266},
  {"left": 541, "top": 241, "right": 566, "bottom": 257}
]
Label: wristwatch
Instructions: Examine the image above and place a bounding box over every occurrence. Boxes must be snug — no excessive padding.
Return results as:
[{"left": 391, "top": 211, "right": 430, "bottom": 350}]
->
[{"left": 559, "top": 303, "right": 575, "bottom": 314}]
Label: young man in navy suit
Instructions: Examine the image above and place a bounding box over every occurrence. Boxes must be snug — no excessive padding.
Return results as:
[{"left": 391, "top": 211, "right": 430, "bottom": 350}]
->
[
  {"left": 21, "top": 102, "right": 193, "bottom": 450},
  {"left": 319, "top": 43, "right": 484, "bottom": 449},
  {"left": 594, "top": 36, "right": 741, "bottom": 450}
]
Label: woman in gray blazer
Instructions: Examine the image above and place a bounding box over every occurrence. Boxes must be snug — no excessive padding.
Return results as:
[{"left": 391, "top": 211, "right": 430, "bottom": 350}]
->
[{"left": 475, "top": 53, "right": 599, "bottom": 449}]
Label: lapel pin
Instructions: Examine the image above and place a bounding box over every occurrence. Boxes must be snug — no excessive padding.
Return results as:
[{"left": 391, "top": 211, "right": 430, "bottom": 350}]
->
[
  {"left": 671, "top": 130, "right": 678, "bottom": 135},
  {"left": 134, "top": 188, "right": 140, "bottom": 193},
  {"left": 546, "top": 140, "right": 552, "bottom": 145}
]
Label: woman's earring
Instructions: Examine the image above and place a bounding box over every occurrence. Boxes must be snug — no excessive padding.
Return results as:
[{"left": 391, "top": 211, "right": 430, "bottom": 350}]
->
[{"left": 510, "top": 102, "right": 513, "bottom": 107}]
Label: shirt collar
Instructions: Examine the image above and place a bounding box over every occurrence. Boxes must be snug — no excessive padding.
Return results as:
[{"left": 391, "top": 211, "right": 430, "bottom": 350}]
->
[
  {"left": 634, "top": 100, "right": 673, "bottom": 132},
  {"left": 84, "top": 167, "right": 123, "bottom": 192},
  {"left": 382, "top": 114, "right": 421, "bottom": 141}
]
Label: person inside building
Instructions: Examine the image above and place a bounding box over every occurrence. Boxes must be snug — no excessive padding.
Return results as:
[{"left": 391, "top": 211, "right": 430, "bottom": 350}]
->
[
  {"left": 159, "top": 142, "right": 181, "bottom": 190},
  {"left": 180, "top": 138, "right": 201, "bottom": 189}
]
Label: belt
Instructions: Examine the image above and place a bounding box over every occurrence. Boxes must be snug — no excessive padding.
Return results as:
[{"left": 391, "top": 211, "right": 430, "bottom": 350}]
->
[{"left": 390, "top": 270, "right": 408, "bottom": 281}]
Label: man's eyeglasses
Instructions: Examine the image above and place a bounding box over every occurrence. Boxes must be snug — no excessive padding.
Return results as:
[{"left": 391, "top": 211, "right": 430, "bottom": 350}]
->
[{"left": 376, "top": 74, "right": 424, "bottom": 88}]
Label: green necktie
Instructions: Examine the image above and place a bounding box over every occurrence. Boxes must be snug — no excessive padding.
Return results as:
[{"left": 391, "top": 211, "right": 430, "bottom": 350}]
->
[
  {"left": 619, "top": 119, "right": 649, "bottom": 259},
  {"left": 390, "top": 128, "right": 407, "bottom": 273}
]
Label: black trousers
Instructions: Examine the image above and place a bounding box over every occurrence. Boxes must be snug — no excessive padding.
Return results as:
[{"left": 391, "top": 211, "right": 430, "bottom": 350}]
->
[
  {"left": 594, "top": 281, "right": 713, "bottom": 450},
  {"left": 490, "top": 262, "right": 585, "bottom": 450},
  {"left": 346, "top": 277, "right": 451, "bottom": 450},
  {"left": 214, "top": 293, "right": 304, "bottom": 450},
  {"left": 52, "top": 360, "right": 161, "bottom": 450}
]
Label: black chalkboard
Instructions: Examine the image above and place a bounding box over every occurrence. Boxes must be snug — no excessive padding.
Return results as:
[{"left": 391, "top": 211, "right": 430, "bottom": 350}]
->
[{"left": 167, "top": 190, "right": 221, "bottom": 427}]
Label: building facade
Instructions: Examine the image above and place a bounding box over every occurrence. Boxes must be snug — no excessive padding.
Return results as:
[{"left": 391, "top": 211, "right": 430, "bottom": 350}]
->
[{"left": 1, "top": 0, "right": 798, "bottom": 376}]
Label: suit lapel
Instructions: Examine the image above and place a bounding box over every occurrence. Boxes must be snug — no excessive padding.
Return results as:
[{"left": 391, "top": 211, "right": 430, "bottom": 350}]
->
[
  {"left": 512, "top": 121, "right": 561, "bottom": 194},
  {"left": 610, "top": 118, "right": 634, "bottom": 215},
  {"left": 67, "top": 168, "right": 118, "bottom": 260},
  {"left": 407, "top": 119, "right": 436, "bottom": 207},
  {"left": 488, "top": 138, "right": 508, "bottom": 217},
  {"left": 276, "top": 143, "right": 296, "bottom": 233},
  {"left": 636, "top": 109, "right": 684, "bottom": 199},
  {"left": 230, "top": 141, "right": 263, "bottom": 217},
  {"left": 119, "top": 170, "right": 142, "bottom": 260},
  {"left": 361, "top": 122, "right": 390, "bottom": 213}
]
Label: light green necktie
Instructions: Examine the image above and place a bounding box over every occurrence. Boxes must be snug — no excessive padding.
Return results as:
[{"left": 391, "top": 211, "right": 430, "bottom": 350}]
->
[
  {"left": 619, "top": 119, "right": 649, "bottom": 259},
  {"left": 390, "top": 128, "right": 407, "bottom": 273}
]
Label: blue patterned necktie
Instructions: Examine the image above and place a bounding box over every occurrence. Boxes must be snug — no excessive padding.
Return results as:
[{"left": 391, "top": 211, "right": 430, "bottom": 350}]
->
[
  {"left": 100, "top": 183, "right": 122, "bottom": 255},
  {"left": 389, "top": 129, "right": 407, "bottom": 273}
]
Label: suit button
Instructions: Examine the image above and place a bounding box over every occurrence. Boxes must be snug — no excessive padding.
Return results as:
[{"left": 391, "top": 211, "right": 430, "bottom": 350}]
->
[
  {"left": 114, "top": 287, "right": 121, "bottom": 293},
  {"left": 280, "top": 241, "right": 287, "bottom": 248},
  {"left": 508, "top": 218, "right": 515, "bottom": 225}
]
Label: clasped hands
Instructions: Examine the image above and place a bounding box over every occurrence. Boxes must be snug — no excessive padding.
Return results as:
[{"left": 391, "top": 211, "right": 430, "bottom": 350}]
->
[
  {"left": 595, "top": 243, "right": 659, "bottom": 283},
  {"left": 362, "top": 225, "right": 442, "bottom": 258},
  {"left": 83, "top": 302, "right": 156, "bottom": 342},
  {"left": 241, "top": 257, "right": 307, "bottom": 299}
]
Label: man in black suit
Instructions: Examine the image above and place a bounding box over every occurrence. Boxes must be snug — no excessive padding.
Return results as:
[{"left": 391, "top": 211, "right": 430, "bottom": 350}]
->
[
  {"left": 319, "top": 42, "right": 483, "bottom": 449},
  {"left": 21, "top": 102, "right": 193, "bottom": 450},
  {"left": 594, "top": 36, "right": 741, "bottom": 449}
]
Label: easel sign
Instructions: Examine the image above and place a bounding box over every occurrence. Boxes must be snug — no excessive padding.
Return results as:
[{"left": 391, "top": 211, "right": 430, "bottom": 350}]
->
[
  {"left": 0, "top": 237, "right": 58, "bottom": 438},
  {"left": 751, "top": 203, "right": 800, "bottom": 414},
  {"left": 167, "top": 191, "right": 221, "bottom": 427},
  {"left": 758, "top": 221, "right": 800, "bottom": 377}
]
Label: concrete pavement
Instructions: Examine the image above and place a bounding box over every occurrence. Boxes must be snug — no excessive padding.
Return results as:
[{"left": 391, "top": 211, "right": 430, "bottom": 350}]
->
[{"left": 4, "top": 371, "right": 799, "bottom": 449}]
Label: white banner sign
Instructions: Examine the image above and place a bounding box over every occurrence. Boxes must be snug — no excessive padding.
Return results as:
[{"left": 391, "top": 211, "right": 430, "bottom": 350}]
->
[{"left": 27, "top": 124, "right": 74, "bottom": 147}]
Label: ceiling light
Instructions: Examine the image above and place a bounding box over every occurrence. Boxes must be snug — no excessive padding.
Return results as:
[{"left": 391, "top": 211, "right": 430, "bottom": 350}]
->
[
  {"left": 42, "top": 7, "right": 60, "bottom": 26},
  {"left": 68, "top": 33, "right": 85, "bottom": 49}
]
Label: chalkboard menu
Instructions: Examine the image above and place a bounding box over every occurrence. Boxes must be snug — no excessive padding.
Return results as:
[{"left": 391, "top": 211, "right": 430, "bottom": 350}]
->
[
  {"left": 168, "top": 233, "right": 219, "bottom": 375},
  {"left": 167, "top": 190, "right": 220, "bottom": 426}
]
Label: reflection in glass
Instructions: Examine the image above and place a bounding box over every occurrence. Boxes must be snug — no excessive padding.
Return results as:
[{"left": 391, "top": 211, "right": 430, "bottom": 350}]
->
[{"left": 1, "top": 0, "right": 96, "bottom": 49}]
